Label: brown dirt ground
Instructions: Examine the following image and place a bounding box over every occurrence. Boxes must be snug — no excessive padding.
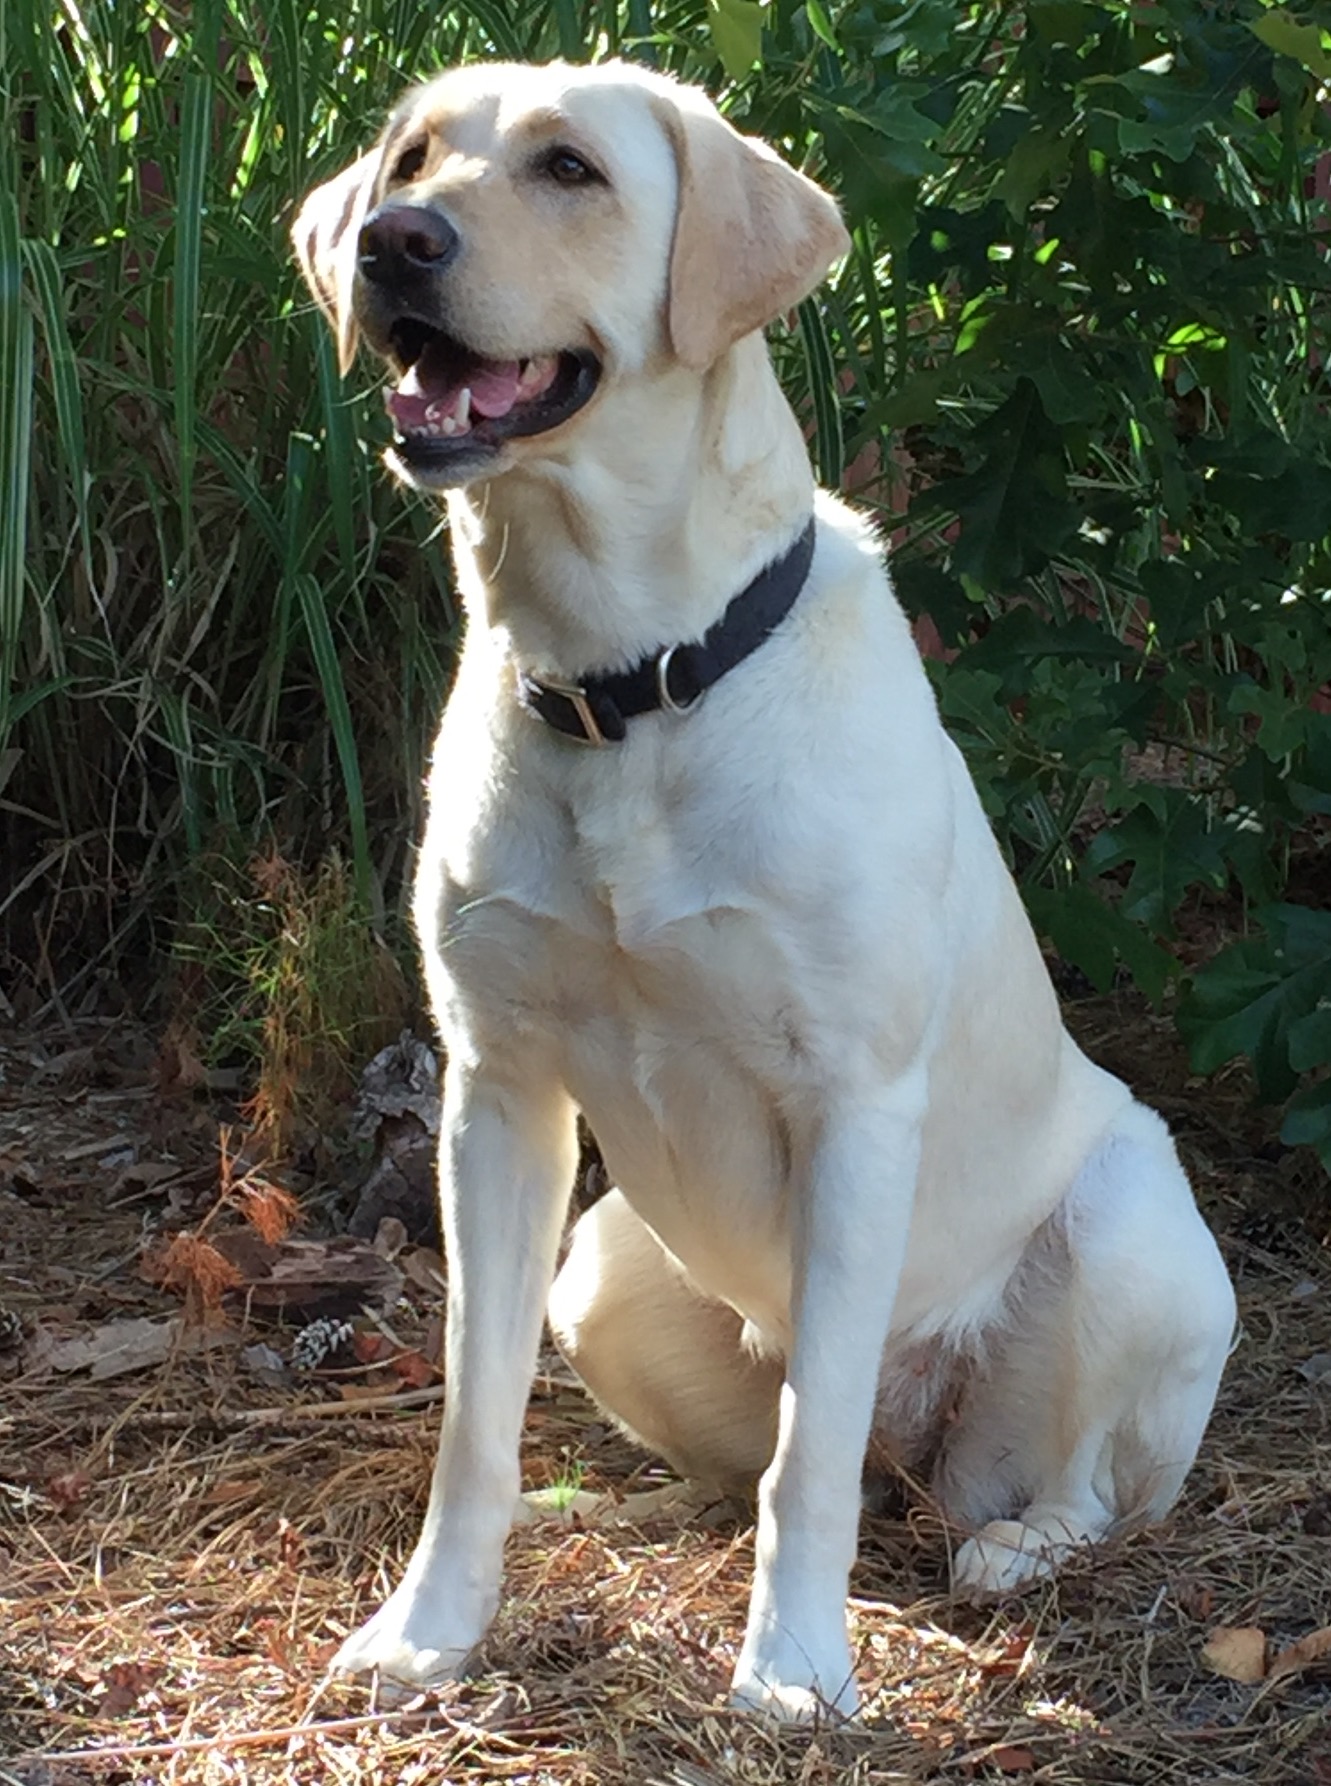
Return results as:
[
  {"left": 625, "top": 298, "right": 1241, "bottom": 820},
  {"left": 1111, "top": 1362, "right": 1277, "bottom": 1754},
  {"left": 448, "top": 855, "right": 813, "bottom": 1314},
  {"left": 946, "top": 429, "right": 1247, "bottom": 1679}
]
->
[{"left": 0, "top": 997, "right": 1329, "bottom": 1786}]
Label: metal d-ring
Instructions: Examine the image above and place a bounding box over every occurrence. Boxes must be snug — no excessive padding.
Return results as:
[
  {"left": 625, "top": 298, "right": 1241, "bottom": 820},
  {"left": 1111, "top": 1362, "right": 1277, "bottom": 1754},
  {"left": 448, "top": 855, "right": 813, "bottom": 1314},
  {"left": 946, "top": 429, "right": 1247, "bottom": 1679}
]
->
[{"left": 655, "top": 645, "right": 701, "bottom": 716}]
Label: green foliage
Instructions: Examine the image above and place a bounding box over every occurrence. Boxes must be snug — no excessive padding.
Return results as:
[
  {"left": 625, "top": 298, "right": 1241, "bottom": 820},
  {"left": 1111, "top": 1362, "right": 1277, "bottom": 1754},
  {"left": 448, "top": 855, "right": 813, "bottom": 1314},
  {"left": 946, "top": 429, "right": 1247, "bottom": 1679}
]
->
[
  {"left": 174, "top": 848, "right": 408, "bottom": 1140},
  {"left": 1, "top": 0, "right": 1328, "bottom": 1164},
  {"left": 1179, "top": 905, "right": 1331, "bottom": 1169}
]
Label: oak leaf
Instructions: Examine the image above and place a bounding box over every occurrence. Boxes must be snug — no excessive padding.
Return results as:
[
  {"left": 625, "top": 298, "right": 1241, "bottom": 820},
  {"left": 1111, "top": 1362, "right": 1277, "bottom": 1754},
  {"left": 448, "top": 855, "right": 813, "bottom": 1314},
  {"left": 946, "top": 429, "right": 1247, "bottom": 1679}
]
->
[{"left": 1201, "top": 1625, "right": 1267, "bottom": 1683}]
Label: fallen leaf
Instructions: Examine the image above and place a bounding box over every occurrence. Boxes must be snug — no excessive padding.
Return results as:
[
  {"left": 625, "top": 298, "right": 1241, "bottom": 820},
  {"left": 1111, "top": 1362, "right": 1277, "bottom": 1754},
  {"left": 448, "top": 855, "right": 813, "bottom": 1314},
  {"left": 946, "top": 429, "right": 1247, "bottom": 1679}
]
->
[
  {"left": 154, "top": 1023, "right": 208, "bottom": 1094},
  {"left": 109, "top": 1160, "right": 182, "bottom": 1201},
  {"left": 1201, "top": 1625, "right": 1267, "bottom": 1683},
  {"left": 346, "top": 1037, "right": 442, "bottom": 1245},
  {"left": 989, "top": 1746, "right": 1035, "bottom": 1774},
  {"left": 402, "top": 1246, "right": 448, "bottom": 1294},
  {"left": 1269, "top": 1627, "right": 1331, "bottom": 1680},
  {"left": 352, "top": 1330, "right": 393, "bottom": 1365},
  {"left": 1299, "top": 1353, "right": 1331, "bottom": 1385},
  {"left": 391, "top": 1348, "right": 436, "bottom": 1388},
  {"left": 202, "top": 1478, "right": 264, "bottom": 1507},
  {"left": 373, "top": 1215, "right": 409, "bottom": 1260},
  {"left": 1175, "top": 1579, "right": 1215, "bottom": 1621},
  {"left": 46, "top": 1469, "right": 93, "bottom": 1510},
  {"left": 241, "top": 1340, "right": 291, "bottom": 1387},
  {"left": 25, "top": 1315, "right": 235, "bottom": 1381},
  {"left": 96, "top": 1660, "right": 156, "bottom": 1718},
  {"left": 976, "top": 1626, "right": 1036, "bottom": 1678},
  {"left": 209, "top": 1232, "right": 404, "bottom": 1317},
  {"left": 353, "top": 1034, "right": 441, "bottom": 1135},
  {"left": 33, "top": 1045, "right": 98, "bottom": 1086},
  {"left": 338, "top": 1379, "right": 395, "bottom": 1401},
  {"left": 1303, "top": 1493, "right": 1331, "bottom": 1537}
]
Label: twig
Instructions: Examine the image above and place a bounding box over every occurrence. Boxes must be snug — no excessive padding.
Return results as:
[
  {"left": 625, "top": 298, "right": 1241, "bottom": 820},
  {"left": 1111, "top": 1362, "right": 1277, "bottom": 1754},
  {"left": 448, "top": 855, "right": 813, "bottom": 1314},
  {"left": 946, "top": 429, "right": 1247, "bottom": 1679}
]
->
[
  {"left": 1, "top": 1707, "right": 439, "bottom": 1767},
  {"left": 121, "top": 1385, "right": 447, "bottom": 1428}
]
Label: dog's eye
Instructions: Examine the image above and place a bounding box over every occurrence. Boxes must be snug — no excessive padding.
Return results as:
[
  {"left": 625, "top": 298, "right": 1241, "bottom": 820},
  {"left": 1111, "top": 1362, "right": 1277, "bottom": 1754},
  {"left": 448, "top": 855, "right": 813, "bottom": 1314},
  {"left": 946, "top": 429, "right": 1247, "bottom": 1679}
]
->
[
  {"left": 542, "top": 146, "right": 603, "bottom": 187},
  {"left": 392, "top": 140, "right": 428, "bottom": 183}
]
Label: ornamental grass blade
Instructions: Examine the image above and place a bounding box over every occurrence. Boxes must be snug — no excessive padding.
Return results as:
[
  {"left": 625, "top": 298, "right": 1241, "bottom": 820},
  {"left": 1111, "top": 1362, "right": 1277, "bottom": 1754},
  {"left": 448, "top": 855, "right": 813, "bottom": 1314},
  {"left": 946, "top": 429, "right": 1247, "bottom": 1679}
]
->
[
  {"left": 294, "top": 571, "right": 372, "bottom": 910},
  {"left": 0, "top": 173, "right": 33, "bottom": 754}
]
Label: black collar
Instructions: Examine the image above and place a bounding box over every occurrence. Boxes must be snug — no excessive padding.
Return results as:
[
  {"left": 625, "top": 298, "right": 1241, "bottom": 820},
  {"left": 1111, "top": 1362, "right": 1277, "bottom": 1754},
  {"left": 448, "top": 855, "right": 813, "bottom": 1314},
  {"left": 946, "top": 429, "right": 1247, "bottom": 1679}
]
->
[{"left": 515, "top": 517, "right": 817, "bottom": 746}]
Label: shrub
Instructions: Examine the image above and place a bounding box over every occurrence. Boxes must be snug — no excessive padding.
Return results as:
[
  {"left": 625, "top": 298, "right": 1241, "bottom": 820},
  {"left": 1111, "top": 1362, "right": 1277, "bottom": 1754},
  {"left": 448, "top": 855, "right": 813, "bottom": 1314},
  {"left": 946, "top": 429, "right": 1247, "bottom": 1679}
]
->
[{"left": 1, "top": 0, "right": 1327, "bottom": 1164}]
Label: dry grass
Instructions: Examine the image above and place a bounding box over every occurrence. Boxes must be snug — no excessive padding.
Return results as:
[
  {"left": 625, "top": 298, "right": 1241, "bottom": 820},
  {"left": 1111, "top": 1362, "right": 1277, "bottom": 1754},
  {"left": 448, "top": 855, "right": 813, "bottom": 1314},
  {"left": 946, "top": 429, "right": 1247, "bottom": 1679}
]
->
[{"left": 1, "top": 1001, "right": 1329, "bottom": 1785}]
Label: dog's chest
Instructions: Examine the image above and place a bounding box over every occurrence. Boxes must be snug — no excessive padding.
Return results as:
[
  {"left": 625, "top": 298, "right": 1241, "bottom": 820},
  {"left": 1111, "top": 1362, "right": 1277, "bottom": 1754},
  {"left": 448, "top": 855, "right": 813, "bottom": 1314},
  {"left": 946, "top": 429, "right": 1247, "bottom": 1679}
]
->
[
  {"left": 444, "top": 798, "right": 824, "bottom": 1089},
  {"left": 446, "top": 827, "right": 814, "bottom": 1325}
]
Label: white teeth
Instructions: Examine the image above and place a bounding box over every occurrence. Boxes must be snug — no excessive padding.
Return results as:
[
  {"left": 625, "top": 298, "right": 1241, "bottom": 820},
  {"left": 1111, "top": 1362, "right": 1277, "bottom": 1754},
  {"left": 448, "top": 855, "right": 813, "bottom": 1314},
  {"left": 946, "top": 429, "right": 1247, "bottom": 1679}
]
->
[
  {"left": 399, "top": 365, "right": 425, "bottom": 397},
  {"left": 424, "top": 401, "right": 445, "bottom": 422},
  {"left": 441, "top": 415, "right": 457, "bottom": 435},
  {"left": 518, "top": 358, "right": 544, "bottom": 389},
  {"left": 456, "top": 386, "right": 471, "bottom": 428}
]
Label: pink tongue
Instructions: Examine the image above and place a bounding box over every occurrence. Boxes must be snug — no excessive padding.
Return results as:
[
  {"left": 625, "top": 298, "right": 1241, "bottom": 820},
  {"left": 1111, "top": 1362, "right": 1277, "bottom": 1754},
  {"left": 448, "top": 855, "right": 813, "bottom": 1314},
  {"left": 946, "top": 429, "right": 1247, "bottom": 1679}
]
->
[
  {"left": 468, "top": 361, "right": 522, "bottom": 417},
  {"left": 386, "top": 358, "right": 523, "bottom": 432},
  {"left": 386, "top": 388, "right": 440, "bottom": 431}
]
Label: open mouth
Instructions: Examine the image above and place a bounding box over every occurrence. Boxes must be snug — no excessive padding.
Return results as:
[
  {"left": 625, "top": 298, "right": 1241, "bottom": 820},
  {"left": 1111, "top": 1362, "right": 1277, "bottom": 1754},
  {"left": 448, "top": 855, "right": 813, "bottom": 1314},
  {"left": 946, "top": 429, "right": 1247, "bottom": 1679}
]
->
[{"left": 383, "top": 318, "right": 601, "bottom": 473}]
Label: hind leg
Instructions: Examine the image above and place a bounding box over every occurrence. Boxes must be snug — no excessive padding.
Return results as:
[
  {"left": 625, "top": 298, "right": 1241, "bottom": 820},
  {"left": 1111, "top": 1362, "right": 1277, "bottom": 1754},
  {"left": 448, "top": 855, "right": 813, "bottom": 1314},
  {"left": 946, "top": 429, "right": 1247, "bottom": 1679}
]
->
[
  {"left": 548, "top": 1189, "right": 782, "bottom": 1490},
  {"left": 939, "top": 1104, "right": 1235, "bottom": 1592}
]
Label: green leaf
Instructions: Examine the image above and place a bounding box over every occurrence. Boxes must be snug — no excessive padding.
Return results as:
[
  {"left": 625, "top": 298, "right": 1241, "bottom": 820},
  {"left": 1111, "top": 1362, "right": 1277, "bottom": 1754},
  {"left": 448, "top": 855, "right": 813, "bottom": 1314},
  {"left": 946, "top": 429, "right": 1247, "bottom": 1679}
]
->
[
  {"left": 22, "top": 242, "right": 91, "bottom": 578},
  {"left": 1281, "top": 1080, "right": 1331, "bottom": 1168},
  {"left": 1138, "top": 559, "right": 1213, "bottom": 650},
  {"left": 295, "top": 573, "right": 372, "bottom": 910},
  {"left": 0, "top": 178, "right": 32, "bottom": 755},
  {"left": 1027, "top": 883, "right": 1178, "bottom": 1003},
  {"left": 1288, "top": 1002, "right": 1331, "bottom": 1074},
  {"left": 1028, "top": 2, "right": 1096, "bottom": 48},
  {"left": 1206, "top": 457, "right": 1331, "bottom": 543},
  {"left": 707, "top": 0, "right": 766, "bottom": 79},
  {"left": 963, "top": 607, "right": 1135, "bottom": 679},
  {"left": 1228, "top": 681, "right": 1312, "bottom": 762},
  {"left": 797, "top": 297, "right": 843, "bottom": 488},
  {"left": 818, "top": 113, "right": 935, "bottom": 244},
  {"left": 1023, "top": 335, "right": 1104, "bottom": 427},
  {"left": 1084, "top": 794, "right": 1230, "bottom": 933},
  {"left": 803, "top": 0, "right": 839, "bottom": 53},
  {"left": 930, "top": 380, "right": 1074, "bottom": 591},
  {"left": 172, "top": 8, "right": 220, "bottom": 531},
  {"left": 1249, "top": 10, "right": 1331, "bottom": 81},
  {"left": 999, "top": 129, "right": 1072, "bottom": 220},
  {"left": 1178, "top": 907, "right": 1331, "bottom": 1101}
]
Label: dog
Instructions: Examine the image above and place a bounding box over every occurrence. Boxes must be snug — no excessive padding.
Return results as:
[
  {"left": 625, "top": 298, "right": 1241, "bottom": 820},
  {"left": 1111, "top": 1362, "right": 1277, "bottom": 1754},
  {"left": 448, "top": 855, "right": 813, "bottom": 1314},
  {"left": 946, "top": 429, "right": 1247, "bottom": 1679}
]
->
[{"left": 292, "top": 59, "right": 1236, "bottom": 1722}]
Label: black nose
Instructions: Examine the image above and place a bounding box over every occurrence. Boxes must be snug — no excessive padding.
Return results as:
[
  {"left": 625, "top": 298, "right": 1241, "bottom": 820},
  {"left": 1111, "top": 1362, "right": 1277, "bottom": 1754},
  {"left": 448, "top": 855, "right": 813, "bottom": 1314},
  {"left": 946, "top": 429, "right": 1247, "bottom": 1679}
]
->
[{"left": 357, "top": 204, "right": 459, "bottom": 286}]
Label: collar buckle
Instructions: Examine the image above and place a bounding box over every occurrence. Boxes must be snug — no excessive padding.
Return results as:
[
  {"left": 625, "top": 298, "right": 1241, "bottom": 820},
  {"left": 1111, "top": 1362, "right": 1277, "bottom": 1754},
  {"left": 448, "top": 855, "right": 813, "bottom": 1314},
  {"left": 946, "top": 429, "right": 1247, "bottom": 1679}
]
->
[{"left": 517, "top": 671, "right": 610, "bottom": 746}]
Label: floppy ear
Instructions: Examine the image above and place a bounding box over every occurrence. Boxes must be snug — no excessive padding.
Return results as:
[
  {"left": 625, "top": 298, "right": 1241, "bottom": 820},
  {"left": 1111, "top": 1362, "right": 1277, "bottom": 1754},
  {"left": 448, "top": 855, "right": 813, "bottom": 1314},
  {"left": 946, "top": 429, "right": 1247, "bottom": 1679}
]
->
[
  {"left": 290, "top": 147, "right": 383, "bottom": 374},
  {"left": 657, "top": 92, "right": 849, "bottom": 371}
]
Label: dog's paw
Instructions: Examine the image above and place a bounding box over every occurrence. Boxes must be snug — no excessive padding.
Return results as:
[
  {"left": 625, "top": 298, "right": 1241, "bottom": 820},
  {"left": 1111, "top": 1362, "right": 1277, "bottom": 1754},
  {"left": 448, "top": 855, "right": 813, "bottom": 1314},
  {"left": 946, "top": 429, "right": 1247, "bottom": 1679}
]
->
[
  {"left": 729, "top": 1635, "right": 859, "bottom": 1725},
  {"left": 952, "top": 1519, "right": 1061, "bottom": 1595},
  {"left": 332, "top": 1592, "right": 481, "bottom": 1700},
  {"left": 729, "top": 1671, "right": 858, "bottom": 1725}
]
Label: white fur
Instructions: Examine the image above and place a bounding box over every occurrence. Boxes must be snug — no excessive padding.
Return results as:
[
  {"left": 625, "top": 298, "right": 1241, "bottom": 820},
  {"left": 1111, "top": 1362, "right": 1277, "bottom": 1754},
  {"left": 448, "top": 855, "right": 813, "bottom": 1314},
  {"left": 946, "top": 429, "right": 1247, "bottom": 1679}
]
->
[{"left": 294, "top": 60, "right": 1236, "bottom": 1724}]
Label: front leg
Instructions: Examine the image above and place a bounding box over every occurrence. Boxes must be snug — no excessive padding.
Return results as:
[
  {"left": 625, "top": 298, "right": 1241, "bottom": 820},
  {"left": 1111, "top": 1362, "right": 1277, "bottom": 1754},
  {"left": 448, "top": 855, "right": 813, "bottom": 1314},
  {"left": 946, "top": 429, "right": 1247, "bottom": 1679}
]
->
[
  {"left": 731, "top": 1075, "right": 927, "bottom": 1722},
  {"left": 334, "top": 1057, "right": 577, "bottom": 1694}
]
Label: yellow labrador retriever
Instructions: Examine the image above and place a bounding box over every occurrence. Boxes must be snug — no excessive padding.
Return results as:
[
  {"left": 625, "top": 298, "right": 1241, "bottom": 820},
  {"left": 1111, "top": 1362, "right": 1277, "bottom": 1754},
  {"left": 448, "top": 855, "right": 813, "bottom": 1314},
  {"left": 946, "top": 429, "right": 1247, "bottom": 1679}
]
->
[{"left": 292, "top": 60, "right": 1235, "bottom": 1721}]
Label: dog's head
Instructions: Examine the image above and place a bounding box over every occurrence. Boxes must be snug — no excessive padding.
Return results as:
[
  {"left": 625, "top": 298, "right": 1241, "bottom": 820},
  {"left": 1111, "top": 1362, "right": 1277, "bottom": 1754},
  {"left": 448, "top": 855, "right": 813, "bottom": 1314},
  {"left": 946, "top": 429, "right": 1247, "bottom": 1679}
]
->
[{"left": 292, "top": 61, "right": 848, "bottom": 490}]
